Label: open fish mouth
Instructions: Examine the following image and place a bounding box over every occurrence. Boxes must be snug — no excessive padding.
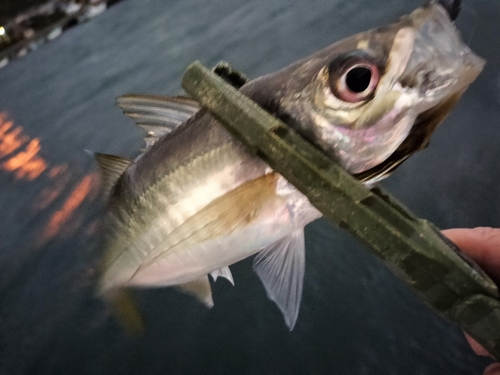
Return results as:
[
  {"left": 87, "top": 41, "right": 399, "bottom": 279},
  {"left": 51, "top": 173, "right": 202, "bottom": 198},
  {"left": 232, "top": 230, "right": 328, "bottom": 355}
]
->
[
  {"left": 351, "top": 1, "right": 485, "bottom": 182},
  {"left": 398, "top": 2, "right": 484, "bottom": 111}
]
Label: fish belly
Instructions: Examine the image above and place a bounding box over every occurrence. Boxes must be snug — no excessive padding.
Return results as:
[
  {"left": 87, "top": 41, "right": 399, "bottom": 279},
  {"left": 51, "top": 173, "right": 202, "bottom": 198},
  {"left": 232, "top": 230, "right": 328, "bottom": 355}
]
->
[
  {"left": 100, "top": 115, "right": 323, "bottom": 293},
  {"left": 128, "top": 192, "right": 295, "bottom": 287}
]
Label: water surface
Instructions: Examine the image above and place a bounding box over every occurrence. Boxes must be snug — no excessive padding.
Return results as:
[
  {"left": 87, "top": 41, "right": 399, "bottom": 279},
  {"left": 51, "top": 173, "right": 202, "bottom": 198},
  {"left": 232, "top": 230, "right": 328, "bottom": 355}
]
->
[{"left": 1, "top": 0, "right": 499, "bottom": 374}]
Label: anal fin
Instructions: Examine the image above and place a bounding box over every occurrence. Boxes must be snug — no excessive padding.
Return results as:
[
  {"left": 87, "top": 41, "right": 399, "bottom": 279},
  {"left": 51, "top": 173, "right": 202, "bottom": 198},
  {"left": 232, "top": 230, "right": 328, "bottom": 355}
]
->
[
  {"left": 253, "top": 229, "right": 305, "bottom": 330},
  {"left": 176, "top": 276, "right": 214, "bottom": 308},
  {"left": 210, "top": 267, "right": 234, "bottom": 285}
]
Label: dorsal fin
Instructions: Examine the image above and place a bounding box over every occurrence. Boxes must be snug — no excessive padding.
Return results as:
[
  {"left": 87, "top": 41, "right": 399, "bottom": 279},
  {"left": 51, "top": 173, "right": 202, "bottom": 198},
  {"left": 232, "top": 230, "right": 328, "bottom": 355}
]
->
[
  {"left": 94, "top": 152, "right": 132, "bottom": 196},
  {"left": 116, "top": 94, "right": 200, "bottom": 150}
]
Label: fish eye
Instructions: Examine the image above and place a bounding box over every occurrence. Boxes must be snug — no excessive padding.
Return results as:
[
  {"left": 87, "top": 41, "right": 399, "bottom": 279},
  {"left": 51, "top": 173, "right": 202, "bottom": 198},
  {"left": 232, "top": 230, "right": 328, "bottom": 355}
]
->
[{"left": 327, "top": 53, "right": 380, "bottom": 104}]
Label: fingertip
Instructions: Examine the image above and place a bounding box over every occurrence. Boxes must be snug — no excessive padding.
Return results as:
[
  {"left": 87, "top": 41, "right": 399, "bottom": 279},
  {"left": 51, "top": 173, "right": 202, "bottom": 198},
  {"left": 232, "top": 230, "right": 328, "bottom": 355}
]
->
[
  {"left": 442, "top": 227, "right": 500, "bottom": 278},
  {"left": 464, "top": 332, "right": 492, "bottom": 357},
  {"left": 442, "top": 227, "right": 500, "bottom": 245},
  {"left": 484, "top": 362, "right": 500, "bottom": 375}
]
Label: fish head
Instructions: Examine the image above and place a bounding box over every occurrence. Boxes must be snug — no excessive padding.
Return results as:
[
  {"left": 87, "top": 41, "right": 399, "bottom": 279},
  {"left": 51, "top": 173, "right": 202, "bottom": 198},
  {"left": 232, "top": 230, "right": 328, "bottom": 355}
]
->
[{"left": 243, "top": 1, "right": 484, "bottom": 180}]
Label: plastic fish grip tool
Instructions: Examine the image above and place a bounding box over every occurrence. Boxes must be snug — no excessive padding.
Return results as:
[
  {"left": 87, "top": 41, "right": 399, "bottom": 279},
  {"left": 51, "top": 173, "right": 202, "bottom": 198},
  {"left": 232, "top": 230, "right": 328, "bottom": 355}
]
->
[{"left": 181, "top": 60, "right": 500, "bottom": 358}]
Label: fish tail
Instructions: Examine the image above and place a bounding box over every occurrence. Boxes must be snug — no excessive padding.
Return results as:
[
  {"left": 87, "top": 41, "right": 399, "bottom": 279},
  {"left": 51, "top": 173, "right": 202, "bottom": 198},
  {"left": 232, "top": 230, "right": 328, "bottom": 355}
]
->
[{"left": 104, "top": 288, "right": 145, "bottom": 336}]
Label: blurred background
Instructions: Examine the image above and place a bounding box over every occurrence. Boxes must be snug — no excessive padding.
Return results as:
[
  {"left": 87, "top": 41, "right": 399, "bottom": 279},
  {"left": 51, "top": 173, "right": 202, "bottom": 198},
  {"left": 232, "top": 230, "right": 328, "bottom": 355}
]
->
[{"left": 0, "top": 0, "right": 499, "bottom": 374}]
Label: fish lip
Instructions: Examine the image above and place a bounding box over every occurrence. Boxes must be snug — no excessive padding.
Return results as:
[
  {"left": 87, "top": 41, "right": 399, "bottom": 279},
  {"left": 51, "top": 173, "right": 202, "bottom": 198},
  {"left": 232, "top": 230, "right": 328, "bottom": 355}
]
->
[
  {"left": 413, "top": 2, "right": 484, "bottom": 108},
  {"left": 399, "top": 3, "right": 484, "bottom": 110},
  {"left": 457, "top": 49, "right": 486, "bottom": 87}
]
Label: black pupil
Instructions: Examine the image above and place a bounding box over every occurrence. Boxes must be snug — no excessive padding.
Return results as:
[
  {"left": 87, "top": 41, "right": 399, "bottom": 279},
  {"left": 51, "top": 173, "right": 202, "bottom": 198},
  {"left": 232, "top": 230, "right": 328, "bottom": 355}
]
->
[{"left": 345, "top": 67, "right": 372, "bottom": 93}]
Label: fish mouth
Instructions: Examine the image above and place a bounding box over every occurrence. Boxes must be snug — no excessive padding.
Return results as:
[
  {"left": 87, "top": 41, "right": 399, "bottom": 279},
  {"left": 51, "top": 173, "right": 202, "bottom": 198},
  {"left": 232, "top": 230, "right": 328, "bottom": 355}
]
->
[
  {"left": 352, "top": 2, "right": 484, "bottom": 182},
  {"left": 399, "top": 2, "right": 484, "bottom": 110}
]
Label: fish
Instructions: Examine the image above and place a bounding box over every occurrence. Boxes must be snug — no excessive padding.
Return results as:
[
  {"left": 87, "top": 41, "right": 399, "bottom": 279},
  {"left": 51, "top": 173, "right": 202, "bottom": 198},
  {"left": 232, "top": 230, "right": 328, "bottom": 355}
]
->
[{"left": 94, "top": 0, "right": 484, "bottom": 330}]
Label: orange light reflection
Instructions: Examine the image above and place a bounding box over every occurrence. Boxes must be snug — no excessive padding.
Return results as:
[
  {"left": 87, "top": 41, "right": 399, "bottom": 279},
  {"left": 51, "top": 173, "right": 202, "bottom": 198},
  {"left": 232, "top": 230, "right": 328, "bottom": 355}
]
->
[
  {"left": 0, "top": 111, "right": 101, "bottom": 245},
  {"left": 34, "top": 165, "right": 70, "bottom": 211},
  {"left": 39, "top": 173, "right": 99, "bottom": 243},
  {"left": 0, "top": 112, "right": 47, "bottom": 180}
]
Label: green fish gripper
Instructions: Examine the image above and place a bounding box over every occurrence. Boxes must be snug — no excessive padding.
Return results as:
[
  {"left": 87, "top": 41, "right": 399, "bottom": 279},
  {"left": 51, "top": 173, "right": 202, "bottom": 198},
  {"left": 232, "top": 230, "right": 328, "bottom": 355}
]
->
[{"left": 181, "top": 60, "right": 500, "bottom": 359}]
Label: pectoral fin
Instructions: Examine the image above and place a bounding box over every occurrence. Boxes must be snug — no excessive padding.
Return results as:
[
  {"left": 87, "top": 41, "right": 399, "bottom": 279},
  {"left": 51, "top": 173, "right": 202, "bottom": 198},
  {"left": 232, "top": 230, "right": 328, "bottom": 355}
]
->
[
  {"left": 210, "top": 267, "right": 234, "bottom": 285},
  {"left": 94, "top": 153, "right": 132, "bottom": 197},
  {"left": 176, "top": 276, "right": 214, "bottom": 308},
  {"left": 253, "top": 229, "right": 305, "bottom": 330}
]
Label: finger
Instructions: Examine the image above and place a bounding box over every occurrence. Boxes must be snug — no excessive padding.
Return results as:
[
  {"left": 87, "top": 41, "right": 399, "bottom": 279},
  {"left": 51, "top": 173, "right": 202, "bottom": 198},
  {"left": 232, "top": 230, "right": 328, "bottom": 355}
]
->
[
  {"left": 442, "top": 227, "right": 500, "bottom": 284},
  {"left": 442, "top": 227, "right": 500, "bottom": 359},
  {"left": 484, "top": 363, "right": 500, "bottom": 375},
  {"left": 464, "top": 332, "right": 491, "bottom": 357}
]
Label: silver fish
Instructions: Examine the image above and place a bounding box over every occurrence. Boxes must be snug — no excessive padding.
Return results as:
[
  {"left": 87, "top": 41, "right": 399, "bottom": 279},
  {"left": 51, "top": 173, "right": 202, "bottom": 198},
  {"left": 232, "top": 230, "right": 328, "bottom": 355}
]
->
[{"left": 95, "top": 1, "right": 484, "bottom": 330}]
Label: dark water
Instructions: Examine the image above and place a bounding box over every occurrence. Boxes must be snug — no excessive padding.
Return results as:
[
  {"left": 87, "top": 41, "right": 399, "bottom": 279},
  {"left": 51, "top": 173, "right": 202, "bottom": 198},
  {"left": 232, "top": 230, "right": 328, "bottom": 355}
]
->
[{"left": 0, "top": 0, "right": 499, "bottom": 374}]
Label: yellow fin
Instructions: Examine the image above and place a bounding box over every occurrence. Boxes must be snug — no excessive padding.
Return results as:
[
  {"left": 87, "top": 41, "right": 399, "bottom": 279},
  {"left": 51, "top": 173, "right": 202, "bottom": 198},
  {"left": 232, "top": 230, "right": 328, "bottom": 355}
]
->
[
  {"left": 176, "top": 276, "right": 214, "bottom": 308},
  {"left": 106, "top": 288, "right": 145, "bottom": 336},
  {"left": 94, "top": 152, "right": 131, "bottom": 196}
]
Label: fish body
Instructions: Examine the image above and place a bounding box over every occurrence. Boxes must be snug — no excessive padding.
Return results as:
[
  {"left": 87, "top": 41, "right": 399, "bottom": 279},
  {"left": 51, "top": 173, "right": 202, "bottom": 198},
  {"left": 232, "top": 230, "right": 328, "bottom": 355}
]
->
[{"left": 97, "top": 2, "right": 484, "bottom": 329}]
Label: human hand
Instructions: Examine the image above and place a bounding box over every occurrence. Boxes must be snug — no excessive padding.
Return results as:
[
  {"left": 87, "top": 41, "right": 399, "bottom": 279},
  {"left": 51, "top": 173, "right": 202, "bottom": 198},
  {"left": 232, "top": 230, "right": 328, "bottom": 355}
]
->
[{"left": 443, "top": 227, "right": 500, "bottom": 375}]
